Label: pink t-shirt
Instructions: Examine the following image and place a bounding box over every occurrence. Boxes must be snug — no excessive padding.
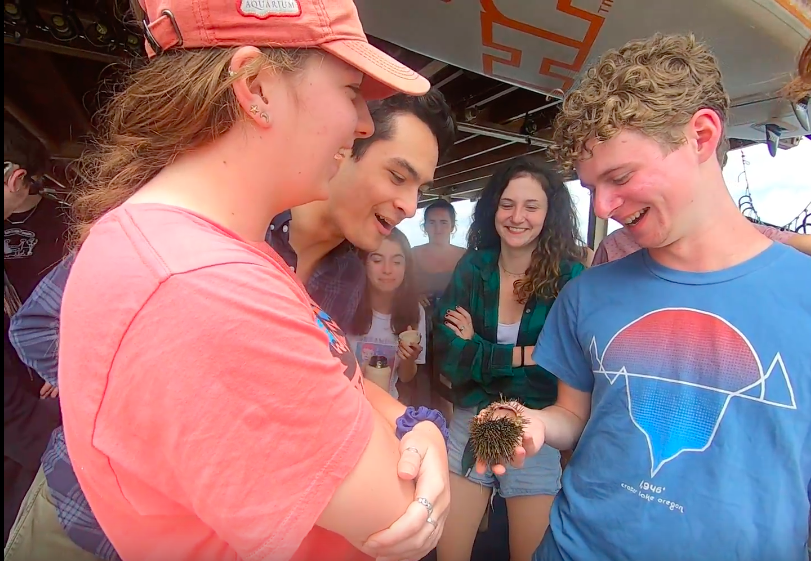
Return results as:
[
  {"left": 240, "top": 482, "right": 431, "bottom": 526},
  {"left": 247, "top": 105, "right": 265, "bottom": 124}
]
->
[
  {"left": 58, "top": 204, "right": 374, "bottom": 561},
  {"left": 592, "top": 224, "right": 796, "bottom": 265}
]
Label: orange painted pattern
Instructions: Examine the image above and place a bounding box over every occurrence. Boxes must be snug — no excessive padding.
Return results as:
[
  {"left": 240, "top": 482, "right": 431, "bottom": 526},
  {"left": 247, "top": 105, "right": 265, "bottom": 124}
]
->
[
  {"left": 480, "top": 0, "right": 606, "bottom": 94},
  {"left": 772, "top": 0, "right": 811, "bottom": 30}
]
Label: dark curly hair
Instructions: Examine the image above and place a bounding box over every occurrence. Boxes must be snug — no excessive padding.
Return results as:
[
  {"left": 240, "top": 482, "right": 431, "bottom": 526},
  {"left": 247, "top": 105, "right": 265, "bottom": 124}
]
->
[{"left": 467, "top": 156, "right": 583, "bottom": 303}]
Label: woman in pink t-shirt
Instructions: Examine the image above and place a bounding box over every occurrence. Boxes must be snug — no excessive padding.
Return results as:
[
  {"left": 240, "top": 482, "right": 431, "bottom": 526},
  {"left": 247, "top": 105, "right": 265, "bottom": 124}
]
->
[{"left": 57, "top": 1, "right": 451, "bottom": 561}]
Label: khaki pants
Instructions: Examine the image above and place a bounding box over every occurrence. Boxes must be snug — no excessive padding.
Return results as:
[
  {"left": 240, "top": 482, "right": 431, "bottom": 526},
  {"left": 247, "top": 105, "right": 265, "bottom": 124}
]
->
[{"left": 4, "top": 467, "right": 102, "bottom": 561}]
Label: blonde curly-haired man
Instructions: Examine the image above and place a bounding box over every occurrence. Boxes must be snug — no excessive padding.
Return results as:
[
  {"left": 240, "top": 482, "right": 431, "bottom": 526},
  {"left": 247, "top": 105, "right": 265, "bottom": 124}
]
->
[{"left": 481, "top": 34, "right": 810, "bottom": 561}]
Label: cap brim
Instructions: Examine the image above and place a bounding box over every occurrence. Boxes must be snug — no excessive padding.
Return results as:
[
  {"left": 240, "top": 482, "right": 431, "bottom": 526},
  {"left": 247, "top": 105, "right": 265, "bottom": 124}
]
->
[{"left": 321, "top": 39, "right": 431, "bottom": 101}]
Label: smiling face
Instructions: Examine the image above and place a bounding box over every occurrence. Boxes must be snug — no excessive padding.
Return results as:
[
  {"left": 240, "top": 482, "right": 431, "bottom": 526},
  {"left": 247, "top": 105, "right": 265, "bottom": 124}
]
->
[
  {"left": 365, "top": 237, "right": 407, "bottom": 294},
  {"left": 494, "top": 174, "right": 549, "bottom": 250},
  {"left": 327, "top": 112, "right": 439, "bottom": 251},
  {"left": 257, "top": 52, "right": 374, "bottom": 205},
  {"left": 576, "top": 129, "right": 702, "bottom": 249}
]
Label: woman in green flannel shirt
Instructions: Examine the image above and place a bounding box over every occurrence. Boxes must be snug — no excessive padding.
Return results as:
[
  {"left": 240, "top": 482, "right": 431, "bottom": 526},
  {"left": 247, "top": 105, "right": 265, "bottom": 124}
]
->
[{"left": 434, "top": 156, "right": 585, "bottom": 561}]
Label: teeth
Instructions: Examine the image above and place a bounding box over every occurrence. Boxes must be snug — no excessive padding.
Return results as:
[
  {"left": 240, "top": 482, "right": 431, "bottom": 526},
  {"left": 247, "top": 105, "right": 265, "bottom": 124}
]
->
[
  {"left": 624, "top": 208, "right": 648, "bottom": 225},
  {"left": 507, "top": 227, "right": 525, "bottom": 233}
]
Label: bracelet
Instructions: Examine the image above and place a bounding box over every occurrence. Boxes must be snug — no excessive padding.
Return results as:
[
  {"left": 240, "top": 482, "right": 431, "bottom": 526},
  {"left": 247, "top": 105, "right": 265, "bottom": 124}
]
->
[{"left": 395, "top": 406, "right": 450, "bottom": 446}]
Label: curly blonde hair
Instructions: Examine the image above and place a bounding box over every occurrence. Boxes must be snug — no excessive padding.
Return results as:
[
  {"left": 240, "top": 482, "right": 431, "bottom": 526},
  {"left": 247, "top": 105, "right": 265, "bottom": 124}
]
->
[{"left": 550, "top": 33, "right": 730, "bottom": 171}]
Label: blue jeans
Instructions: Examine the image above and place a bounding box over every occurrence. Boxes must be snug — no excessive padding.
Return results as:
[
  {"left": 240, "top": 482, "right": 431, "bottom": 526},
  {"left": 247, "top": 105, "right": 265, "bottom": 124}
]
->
[{"left": 447, "top": 407, "right": 561, "bottom": 498}]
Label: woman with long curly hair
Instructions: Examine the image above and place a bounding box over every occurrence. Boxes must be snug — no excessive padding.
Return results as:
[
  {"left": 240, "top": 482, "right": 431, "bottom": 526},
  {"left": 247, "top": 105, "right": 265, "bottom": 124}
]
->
[{"left": 434, "top": 156, "right": 584, "bottom": 561}]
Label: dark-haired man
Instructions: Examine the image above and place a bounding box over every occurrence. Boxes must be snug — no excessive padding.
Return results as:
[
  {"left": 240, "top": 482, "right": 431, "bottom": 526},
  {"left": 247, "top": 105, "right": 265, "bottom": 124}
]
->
[
  {"left": 268, "top": 88, "right": 457, "bottom": 558},
  {"left": 268, "top": 87, "right": 456, "bottom": 330}
]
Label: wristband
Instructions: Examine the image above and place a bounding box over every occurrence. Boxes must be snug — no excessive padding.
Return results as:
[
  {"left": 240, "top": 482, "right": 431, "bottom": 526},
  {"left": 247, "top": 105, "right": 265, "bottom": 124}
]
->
[
  {"left": 395, "top": 406, "right": 450, "bottom": 446},
  {"left": 520, "top": 346, "right": 525, "bottom": 367}
]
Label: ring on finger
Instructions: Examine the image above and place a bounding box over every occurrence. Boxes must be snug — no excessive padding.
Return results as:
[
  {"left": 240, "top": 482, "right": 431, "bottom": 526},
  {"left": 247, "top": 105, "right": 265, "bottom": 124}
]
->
[
  {"left": 416, "top": 496, "right": 434, "bottom": 516},
  {"left": 426, "top": 516, "right": 437, "bottom": 528},
  {"left": 404, "top": 446, "right": 421, "bottom": 456}
]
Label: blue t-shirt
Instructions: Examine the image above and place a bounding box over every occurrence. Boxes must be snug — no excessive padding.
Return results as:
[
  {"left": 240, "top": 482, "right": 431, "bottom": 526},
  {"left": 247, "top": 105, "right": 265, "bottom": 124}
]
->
[{"left": 532, "top": 243, "right": 810, "bottom": 561}]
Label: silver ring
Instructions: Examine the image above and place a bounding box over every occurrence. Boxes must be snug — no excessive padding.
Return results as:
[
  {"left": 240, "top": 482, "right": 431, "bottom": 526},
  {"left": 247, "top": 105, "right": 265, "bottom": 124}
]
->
[
  {"left": 426, "top": 516, "right": 437, "bottom": 528},
  {"left": 460, "top": 326, "right": 465, "bottom": 331},
  {"left": 404, "top": 446, "right": 420, "bottom": 456},
  {"left": 416, "top": 496, "right": 434, "bottom": 516}
]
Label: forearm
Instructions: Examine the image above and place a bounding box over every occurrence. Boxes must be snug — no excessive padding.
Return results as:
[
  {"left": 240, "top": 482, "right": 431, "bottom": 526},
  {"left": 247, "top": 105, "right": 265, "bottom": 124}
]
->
[
  {"left": 532, "top": 404, "right": 588, "bottom": 451},
  {"left": 365, "top": 381, "right": 407, "bottom": 430},
  {"left": 511, "top": 346, "right": 537, "bottom": 367},
  {"left": 316, "top": 410, "right": 415, "bottom": 548},
  {"left": 787, "top": 234, "right": 811, "bottom": 257},
  {"left": 397, "top": 360, "right": 418, "bottom": 383}
]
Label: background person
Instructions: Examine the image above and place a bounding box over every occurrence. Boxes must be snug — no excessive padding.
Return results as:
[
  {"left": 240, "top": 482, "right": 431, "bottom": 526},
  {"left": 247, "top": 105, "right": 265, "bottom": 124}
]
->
[
  {"left": 3, "top": 118, "right": 62, "bottom": 546},
  {"left": 348, "top": 228, "right": 426, "bottom": 400},
  {"left": 434, "top": 156, "right": 584, "bottom": 561},
  {"left": 268, "top": 89, "right": 455, "bottom": 331}
]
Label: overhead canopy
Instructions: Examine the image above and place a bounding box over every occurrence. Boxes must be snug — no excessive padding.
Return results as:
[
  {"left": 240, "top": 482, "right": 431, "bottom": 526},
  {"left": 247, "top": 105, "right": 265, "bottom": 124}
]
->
[{"left": 4, "top": 0, "right": 809, "bottom": 203}]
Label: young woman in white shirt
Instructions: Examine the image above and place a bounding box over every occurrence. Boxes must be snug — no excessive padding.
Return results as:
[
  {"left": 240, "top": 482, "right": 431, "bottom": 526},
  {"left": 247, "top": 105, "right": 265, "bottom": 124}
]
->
[{"left": 348, "top": 227, "right": 426, "bottom": 400}]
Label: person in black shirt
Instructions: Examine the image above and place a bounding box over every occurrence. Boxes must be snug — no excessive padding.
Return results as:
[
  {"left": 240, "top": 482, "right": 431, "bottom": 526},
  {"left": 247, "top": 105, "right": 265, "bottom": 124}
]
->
[{"left": 3, "top": 117, "right": 63, "bottom": 545}]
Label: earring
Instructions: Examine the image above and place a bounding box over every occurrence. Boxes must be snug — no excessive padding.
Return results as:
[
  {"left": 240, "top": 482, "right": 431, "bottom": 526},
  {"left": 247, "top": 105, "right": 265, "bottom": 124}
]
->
[
  {"left": 228, "top": 69, "right": 236, "bottom": 77},
  {"left": 260, "top": 112, "right": 270, "bottom": 123},
  {"left": 249, "top": 105, "right": 259, "bottom": 115}
]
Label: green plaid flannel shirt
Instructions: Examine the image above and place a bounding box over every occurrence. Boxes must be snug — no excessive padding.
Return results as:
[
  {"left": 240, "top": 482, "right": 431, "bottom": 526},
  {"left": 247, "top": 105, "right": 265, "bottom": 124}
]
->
[{"left": 433, "top": 248, "right": 584, "bottom": 412}]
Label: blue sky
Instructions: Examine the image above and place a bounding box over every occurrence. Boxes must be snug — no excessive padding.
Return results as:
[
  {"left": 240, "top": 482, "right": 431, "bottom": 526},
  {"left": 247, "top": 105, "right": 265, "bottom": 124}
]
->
[{"left": 399, "top": 138, "right": 810, "bottom": 247}]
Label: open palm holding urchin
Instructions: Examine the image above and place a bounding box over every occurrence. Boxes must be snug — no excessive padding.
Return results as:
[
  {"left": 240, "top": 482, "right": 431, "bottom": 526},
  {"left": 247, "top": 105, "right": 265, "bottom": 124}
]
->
[{"left": 468, "top": 399, "right": 529, "bottom": 467}]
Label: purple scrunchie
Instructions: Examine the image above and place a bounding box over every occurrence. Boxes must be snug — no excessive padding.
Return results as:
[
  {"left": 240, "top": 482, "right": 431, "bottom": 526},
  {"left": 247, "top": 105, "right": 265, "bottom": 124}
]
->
[{"left": 395, "top": 406, "right": 450, "bottom": 446}]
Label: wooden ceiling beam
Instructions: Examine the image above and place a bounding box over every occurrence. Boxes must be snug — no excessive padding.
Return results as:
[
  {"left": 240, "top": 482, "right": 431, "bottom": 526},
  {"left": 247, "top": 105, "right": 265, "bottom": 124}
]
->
[
  {"left": 433, "top": 149, "right": 553, "bottom": 191},
  {"left": 436, "top": 142, "right": 547, "bottom": 179},
  {"left": 4, "top": 96, "right": 60, "bottom": 154},
  {"left": 481, "top": 88, "right": 561, "bottom": 124},
  {"left": 418, "top": 60, "right": 448, "bottom": 80},
  {"left": 442, "top": 135, "right": 514, "bottom": 166},
  {"left": 37, "top": 50, "right": 93, "bottom": 136},
  {"left": 4, "top": 36, "right": 120, "bottom": 64}
]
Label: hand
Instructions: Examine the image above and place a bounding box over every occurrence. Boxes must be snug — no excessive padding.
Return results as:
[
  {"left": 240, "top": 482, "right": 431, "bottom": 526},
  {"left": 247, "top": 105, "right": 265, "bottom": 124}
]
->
[
  {"left": 39, "top": 382, "right": 59, "bottom": 399},
  {"left": 475, "top": 407, "right": 546, "bottom": 475},
  {"left": 418, "top": 294, "right": 431, "bottom": 308},
  {"left": 363, "top": 421, "right": 450, "bottom": 561},
  {"left": 444, "top": 306, "right": 473, "bottom": 340},
  {"left": 397, "top": 326, "right": 422, "bottom": 362}
]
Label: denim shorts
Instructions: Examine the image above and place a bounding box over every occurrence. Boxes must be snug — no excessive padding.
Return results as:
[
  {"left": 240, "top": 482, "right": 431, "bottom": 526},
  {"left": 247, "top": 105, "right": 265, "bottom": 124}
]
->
[{"left": 447, "top": 406, "right": 562, "bottom": 498}]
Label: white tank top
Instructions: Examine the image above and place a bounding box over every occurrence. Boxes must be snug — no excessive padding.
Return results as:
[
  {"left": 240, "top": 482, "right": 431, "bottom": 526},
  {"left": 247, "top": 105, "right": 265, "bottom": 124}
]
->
[{"left": 496, "top": 321, "right": 521, "bottom": 346}]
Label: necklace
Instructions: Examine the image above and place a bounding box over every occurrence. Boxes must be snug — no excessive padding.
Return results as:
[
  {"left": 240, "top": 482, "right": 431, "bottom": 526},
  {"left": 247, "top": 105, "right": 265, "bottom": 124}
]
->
[
  {"left": 498, "top": 260, "right": 526, "bottom": 277},
  {"left": 6, "top": 204, "right": 38, "bottom": 225}
]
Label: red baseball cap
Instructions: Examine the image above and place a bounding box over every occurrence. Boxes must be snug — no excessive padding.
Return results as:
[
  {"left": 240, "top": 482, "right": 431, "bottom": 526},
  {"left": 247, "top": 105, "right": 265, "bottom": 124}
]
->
[{"left": 140, "top": 0, "right": 430, "bottom": 100}]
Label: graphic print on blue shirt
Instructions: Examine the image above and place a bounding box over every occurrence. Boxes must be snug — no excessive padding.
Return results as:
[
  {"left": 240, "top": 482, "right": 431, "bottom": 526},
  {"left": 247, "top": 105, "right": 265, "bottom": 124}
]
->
[
  {"left": 531, "top": 244, "right": 810, "bottom": 561},
  {"left": 589, "top": 307, "right": 796, "bottom": 478}
]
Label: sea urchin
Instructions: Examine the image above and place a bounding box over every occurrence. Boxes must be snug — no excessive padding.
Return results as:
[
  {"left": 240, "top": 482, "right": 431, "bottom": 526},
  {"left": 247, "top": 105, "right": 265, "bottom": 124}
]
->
[{"left": 468, "top": 399, "right": 529, "bottom": 467}]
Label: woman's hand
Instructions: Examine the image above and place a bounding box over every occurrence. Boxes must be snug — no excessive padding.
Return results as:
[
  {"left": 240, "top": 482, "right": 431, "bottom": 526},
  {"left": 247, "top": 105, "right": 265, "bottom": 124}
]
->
[
  {"left": 397, "top": 329, "right": 423, "bottom": 363},
  {"left": 444, "top": 306, "right": 474, "bottom": 340},
  {"left": 362, "top": 421, "right": 450, "bottom": 561},
  {"left": 418, "top": 294, "right": 431, "bottom": 308}
]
